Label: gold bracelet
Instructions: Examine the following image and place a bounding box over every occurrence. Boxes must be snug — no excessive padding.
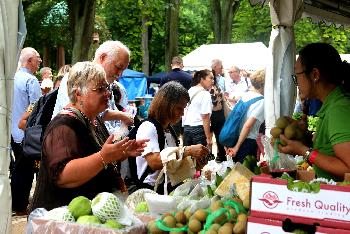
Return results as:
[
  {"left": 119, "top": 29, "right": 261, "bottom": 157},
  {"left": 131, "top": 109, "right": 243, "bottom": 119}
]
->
[{"left": 98, "top": 151, "right": 108, "bottom": 169}]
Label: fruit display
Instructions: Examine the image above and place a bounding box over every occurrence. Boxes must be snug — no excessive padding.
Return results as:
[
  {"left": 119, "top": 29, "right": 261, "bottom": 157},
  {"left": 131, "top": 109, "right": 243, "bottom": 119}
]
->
[
  {"left": 147, "top": 198, "right": 248, "bottom": 234},
  {"left": 91, "top": 192, "right": 122, "bottom": 223},
  {"left": 45, "top": 207, "right": 75, "bottom": 222},
  {"left": 270, "top": 116, "right": 308, "bottom": 145},
  {"left": 41, "top": 193, "right": 136, "bottom": 231},
  {"left": 68, "top": 196, "right": 92, "bottom": 219}
]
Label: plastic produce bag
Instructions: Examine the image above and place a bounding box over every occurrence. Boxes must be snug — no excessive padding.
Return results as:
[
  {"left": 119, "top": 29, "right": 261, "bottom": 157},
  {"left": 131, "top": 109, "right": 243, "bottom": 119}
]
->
[
  {"left": 144, "top": 193, "right": 177, "bottom": 215},
  {"left": 261, "top": 135, "right": 297, "bottom": 177}
]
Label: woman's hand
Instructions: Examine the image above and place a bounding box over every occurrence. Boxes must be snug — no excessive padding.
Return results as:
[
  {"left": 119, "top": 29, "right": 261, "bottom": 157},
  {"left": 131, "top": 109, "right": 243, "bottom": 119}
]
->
[
  {"left": 100, "top": 136, "right": 149, "bottom": 163},
  {"left": 225, "top": 146, "right": 239, "bottom": 157},
  {"left": 100, "top": 136, "right": 132, "bottom": 163},
  {"left": 125, "top": 139, "right": 149, "bottom": 157},
  {"left": 277, "top": 134, "right": 309, "bottom": 156},
  {"left": 187, "top": 144, "right": 210, "bottom": 159}
]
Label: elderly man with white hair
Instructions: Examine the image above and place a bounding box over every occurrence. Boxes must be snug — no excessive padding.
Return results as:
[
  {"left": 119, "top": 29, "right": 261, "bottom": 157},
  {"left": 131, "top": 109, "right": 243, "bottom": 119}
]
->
[
  {"left": 52, "top": 40, "right": 133, "bottom": 127},
  {"left": 11, "top": 47, "right": 42, "bottom": 215}
]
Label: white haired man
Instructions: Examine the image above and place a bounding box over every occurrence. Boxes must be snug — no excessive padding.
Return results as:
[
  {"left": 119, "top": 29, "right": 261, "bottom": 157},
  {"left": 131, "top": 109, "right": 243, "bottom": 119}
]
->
[
  {"left": 211, "top": 59, "right": 225, "bottom": 92},
  {"left": 226, "top": 65, "right": 250, "bottom": 104},
  {"left": 52, "top": 41, "right": 133, "bottom": 127},
  {"left": 11, "top": 47, "right": 42, "bottom": 215}
]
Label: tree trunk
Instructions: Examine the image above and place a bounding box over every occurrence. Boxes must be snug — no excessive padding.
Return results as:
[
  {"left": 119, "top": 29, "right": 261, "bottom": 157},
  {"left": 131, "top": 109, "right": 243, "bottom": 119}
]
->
[
  {"left": 210, "top": 0, "right": 240, "bottom": 44},
  {"left": 210, "top": 0, "right": 221, "bottom": 44},
  {"left": 141, "top": 13, "right": 150, "bottom": 76},
  {"left": 42, "top": 45, "right": 50, "bottom": 67},
  {"left": 165, "top": 0, "right": 180, "bottom": 72},
  {"left": 57, "top": 45, "right": 65, "bottom": 70},
  {"left": 67, "top": 0, "right": 96, "bottom": 64}
]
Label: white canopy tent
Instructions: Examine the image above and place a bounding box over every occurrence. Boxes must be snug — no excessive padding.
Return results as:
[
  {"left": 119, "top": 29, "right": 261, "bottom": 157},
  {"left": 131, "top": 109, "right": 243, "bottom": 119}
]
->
[
  {"left": 0, "top": 0, "right": 26, "bottom": 233},
  {"left": 249, "top": 0, "right": 350, "bottom": 133},
  {"left": 182, "top": 42, "right": 268, "bottom": 72},
  {"left": 263, "top": 0, "right": 303, "bottom": 133}
]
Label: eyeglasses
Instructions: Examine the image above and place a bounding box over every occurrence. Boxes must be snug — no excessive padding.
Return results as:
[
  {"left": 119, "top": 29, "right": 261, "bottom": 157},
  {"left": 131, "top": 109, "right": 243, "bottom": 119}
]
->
[
  {"left": 291, "top": 70, "right": 306, "bottom": 86},
  {"left": 91, "top": 84, "right": 110, "bottom": 93}
]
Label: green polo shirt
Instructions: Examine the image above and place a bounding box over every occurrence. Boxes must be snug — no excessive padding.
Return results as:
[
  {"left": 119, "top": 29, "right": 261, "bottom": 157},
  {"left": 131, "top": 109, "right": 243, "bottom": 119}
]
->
[{"left": 313, "top": 87, "right": 350, "bottom": 181}]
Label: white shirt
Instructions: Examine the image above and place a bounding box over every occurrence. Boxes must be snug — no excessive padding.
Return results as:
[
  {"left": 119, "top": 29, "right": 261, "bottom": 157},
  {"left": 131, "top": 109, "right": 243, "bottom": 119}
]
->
[
  {"left": 226, "top": 77, "right": 250, "bottom": 99},
  {"left": 136, "top": 121, "right": 177, "bottom": 186},
  {"left": 52, "top": 74, "right": 69, "bottom": 119},
  {"left": 183, "top": 86, "right": 212, "bottom": 126},
  {"left": 240, "top": 91, "right": 264, "bottom": 140}
]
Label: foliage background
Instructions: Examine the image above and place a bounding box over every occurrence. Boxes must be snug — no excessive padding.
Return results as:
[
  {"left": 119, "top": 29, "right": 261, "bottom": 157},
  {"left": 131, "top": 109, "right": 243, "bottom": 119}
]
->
[{"left": 22, "top": 0, "right": 350, "bottom": 74}]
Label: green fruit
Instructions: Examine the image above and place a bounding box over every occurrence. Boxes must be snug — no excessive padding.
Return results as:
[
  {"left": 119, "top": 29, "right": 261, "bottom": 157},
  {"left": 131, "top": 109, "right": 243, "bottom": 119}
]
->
[
  {"left": 76, "top": 215, "right": 101, "bottom": 225},
  {"left": 45, "top": 207, "right": 75, "bottom": 222},
  {"left": 103, "top": 219, "right": 124, "bottom": 229},
  {"left": 275, "top": 116, "right": 289, "bottom": 129},
  {"left": 135, "top": 201, "right": 149, "bottom": 213},
  {"left": 270, "top": 127, "right": 283, "bottom": 138},
  {"left": 68, "top": 196, "right": 92, "bottom": 219},
  {"left": 284, "top": 125, "right": 296, "bottom": 140},
  {"left": 91, "top": 192, "right": 122, "bottom": 222}
]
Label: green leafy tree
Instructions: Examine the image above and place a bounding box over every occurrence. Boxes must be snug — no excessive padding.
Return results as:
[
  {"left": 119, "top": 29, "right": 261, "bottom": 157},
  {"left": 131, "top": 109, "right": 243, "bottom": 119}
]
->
[
  {"left": 209, "top": 0, "right": 241, "bottom": 43},
  {"left": 179, "top": 0, "right": 212, "bottom": 56},
  {"left": 231, "top": 0, "right": 270, "bottom": 45}
]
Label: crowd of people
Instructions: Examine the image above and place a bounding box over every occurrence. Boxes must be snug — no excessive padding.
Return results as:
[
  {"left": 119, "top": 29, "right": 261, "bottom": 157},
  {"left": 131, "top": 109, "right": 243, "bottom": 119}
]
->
[{"left": 9, "top": 41, "right": 350, "bottom": 216}]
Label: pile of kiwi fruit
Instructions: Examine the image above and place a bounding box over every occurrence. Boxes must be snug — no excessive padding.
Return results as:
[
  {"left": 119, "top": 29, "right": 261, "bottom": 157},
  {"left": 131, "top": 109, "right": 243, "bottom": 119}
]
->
[
  {"left": 147, "top": 198, "right": 247, "bottom": 234},
  {"left": 270, "top": 116, "right": 308, "bottom": 146}
]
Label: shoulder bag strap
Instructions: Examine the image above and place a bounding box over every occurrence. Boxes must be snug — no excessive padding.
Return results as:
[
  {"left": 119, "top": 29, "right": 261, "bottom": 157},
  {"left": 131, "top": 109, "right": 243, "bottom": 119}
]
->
[{"left": 184, "top": 88, "right": 206, "bottom": 122}]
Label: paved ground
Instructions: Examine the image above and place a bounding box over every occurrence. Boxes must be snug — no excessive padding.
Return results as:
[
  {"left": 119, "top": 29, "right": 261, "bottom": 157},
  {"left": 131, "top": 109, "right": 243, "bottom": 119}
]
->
[{"left": 11, "top": 177, "right": 36, "bottom": 234}]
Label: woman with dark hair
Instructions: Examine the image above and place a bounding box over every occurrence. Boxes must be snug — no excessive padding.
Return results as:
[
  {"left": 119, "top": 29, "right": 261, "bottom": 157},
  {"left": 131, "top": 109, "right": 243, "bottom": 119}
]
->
[
  {"left": 279, "top": 43, "right": 350, "bottom": 181},
  {"left": 135, "top": 81, "right": 208, "bottom": 194},
  {"left": 183, "top": 69, "right": 214, "bottom": 167}
]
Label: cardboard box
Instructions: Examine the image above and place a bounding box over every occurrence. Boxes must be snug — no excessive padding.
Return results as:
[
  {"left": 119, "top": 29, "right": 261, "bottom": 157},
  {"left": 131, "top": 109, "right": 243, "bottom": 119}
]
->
[
  {"left": 250, "top": 175, "right": 350, "bottom": 230},
  {"left": 247, "top": 216, "right": 290, "bottom": 233},
  {"left": 248, "top": 216, "right": 350, "bottom": 234},
  {"left": 316, "top": 226, "right": 350, "bottom": 233}
]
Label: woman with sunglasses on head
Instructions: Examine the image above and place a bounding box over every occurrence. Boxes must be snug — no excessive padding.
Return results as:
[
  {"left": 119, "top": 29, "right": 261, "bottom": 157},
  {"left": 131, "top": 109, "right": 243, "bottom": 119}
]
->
[
  {"left": 279, "top": 43, "right": 350, "bottom": 181},
  {"left": 30, "top": 62, "right": 148, "bottom": 211}
]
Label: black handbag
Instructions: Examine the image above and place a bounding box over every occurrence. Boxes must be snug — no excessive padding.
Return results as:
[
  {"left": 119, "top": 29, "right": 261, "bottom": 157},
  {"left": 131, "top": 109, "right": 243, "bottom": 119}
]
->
[
  {"left": 22, "top": 125, "right": 43, "bottom": 160},
  {"left": 22, "top": 89, "right": 58, "bottom": 160}
]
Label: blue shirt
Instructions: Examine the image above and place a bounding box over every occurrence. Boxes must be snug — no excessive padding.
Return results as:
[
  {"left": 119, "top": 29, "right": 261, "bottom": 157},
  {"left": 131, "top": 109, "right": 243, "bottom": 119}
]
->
[
  {"left": 216, "top": 75, "right": 226, "bottom": 92},
  {"left": 160, "top": 68, "right": 192, "bottom": 90},
  {"left": 11, "top": 67, "right": 41, "bottom": 143}
]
